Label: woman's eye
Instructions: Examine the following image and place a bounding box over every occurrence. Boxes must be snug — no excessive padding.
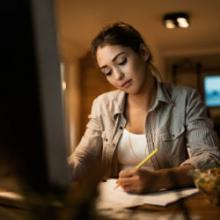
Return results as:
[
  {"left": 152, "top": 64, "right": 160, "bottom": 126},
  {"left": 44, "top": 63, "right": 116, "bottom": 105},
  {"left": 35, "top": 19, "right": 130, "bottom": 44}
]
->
[
  {"left": 101, "top": 68, "right": 112, "bottom": 76},
  {"left": 117, "top": 58, "right": 127, "bottom": 65},
  {"left": 105, "top": 71, "right": 111, "bottom": 76}
]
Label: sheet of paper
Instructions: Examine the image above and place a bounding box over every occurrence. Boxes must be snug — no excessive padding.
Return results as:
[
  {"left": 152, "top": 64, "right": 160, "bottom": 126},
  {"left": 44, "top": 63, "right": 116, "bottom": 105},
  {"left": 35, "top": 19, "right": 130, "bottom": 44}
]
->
[{"left": 96, "top": 179, "right": 199, "bottom": 210}]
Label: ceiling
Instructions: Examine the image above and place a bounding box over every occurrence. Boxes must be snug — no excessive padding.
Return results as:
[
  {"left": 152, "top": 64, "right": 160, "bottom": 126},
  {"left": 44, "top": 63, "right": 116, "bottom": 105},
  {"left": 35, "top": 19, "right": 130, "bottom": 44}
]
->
[{"left": 56, "top": 0, "right": 220, "bottom": 62}]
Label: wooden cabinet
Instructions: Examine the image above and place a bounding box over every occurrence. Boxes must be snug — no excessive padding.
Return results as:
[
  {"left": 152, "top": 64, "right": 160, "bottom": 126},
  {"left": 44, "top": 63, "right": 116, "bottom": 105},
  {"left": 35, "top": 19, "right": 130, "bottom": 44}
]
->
[{"left": 79, "top": 53, "right": 114, "bottom": 138}]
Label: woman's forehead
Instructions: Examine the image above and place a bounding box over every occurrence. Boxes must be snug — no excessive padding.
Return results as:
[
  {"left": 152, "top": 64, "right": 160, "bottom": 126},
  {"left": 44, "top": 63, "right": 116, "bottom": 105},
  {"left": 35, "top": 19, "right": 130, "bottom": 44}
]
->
[{"left": 96, "top": 45, "right": 131, "bottom": 66}]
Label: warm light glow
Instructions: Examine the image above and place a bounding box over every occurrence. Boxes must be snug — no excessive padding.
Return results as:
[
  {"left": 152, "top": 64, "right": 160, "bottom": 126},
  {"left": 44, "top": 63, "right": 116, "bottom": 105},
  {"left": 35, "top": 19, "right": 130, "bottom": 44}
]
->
[
  {"left": 60, "top": 62, "right": 66, "bottom": 91},
  {"left": 163, "top": 12, "right": 190, "bottom": 29},
  {"left": 62, "top": 80, "right": 67, "bottom": 91},
  {"left": 165, "top": 20, "right": 176, "bottom": 29},
  {"left": 177, "top": 17, "right": 190, "bottom": 28}
]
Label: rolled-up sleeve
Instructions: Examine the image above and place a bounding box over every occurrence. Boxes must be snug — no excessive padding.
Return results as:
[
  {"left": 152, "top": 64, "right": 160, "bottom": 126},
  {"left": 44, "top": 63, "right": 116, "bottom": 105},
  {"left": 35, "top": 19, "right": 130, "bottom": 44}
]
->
[
  {"left": 181, "top": 90, "right": 220, "bottom": 169},
  {"left": 68, "top": 98, "right": 103, "bottom": 179}
]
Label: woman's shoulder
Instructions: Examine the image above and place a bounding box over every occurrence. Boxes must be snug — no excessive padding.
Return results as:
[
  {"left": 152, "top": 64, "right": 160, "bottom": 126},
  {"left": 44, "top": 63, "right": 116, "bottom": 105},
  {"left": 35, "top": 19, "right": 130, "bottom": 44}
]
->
[
  {"left": 93, "top": 90, "right": 124, "bottom": 104},
  {"left": 161, "top": 82, "right": 199, "bottom": 99},
  {"left": 91, "top": 90, "right": 125, "bottom": 115}
]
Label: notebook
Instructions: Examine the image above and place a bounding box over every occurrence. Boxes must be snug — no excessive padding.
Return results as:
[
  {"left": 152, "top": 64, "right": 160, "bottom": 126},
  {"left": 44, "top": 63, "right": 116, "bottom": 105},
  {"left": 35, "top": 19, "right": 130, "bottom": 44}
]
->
[{"left": 97, "top": 179, "right": 199, "bottom": 210}]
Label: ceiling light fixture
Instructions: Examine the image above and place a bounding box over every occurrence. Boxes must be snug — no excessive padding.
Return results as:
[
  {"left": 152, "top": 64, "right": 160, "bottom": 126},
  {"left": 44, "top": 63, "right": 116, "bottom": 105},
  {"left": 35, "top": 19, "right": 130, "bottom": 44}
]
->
[{"left": 163, "top": 12, "right": 190, "bottom": 29}]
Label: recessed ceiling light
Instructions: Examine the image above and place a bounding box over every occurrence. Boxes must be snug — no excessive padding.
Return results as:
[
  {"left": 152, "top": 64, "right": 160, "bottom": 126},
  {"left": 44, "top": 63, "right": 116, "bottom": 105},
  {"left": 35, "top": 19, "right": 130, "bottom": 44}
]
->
[{"left": 163, "top": 12, "right": 190, "bottom": 29}]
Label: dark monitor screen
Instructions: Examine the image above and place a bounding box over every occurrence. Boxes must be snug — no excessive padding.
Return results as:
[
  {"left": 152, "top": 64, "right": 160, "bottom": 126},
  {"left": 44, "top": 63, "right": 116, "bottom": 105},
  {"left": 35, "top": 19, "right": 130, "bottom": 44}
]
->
[
  {"left": 0, "top": 0, "right": 71, "bottom": 193},
  {"left": 204, "top": 75, "right": 220, "bottom": 107}
]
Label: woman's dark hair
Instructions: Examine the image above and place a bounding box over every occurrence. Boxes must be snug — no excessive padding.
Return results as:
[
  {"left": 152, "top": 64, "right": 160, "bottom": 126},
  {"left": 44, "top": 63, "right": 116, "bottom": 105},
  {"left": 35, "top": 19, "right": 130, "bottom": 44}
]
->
[{"left": 91, "top": 22, "right": 152, "bottom": 61}]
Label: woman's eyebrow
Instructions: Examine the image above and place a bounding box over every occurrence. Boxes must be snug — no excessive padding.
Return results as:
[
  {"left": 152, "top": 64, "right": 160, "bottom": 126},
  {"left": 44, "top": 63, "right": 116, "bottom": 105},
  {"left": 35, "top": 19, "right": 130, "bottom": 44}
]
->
[
  {"left": 112, "top": 52, "right": 125, "bottom": 62},
  {"left": 100, "top": 52, "right": 125, "bottom": 69}
]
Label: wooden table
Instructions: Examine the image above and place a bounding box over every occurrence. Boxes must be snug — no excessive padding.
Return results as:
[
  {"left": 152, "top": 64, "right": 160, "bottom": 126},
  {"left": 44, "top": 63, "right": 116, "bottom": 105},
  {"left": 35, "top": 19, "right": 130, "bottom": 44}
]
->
[
  {"left": 137, "top": 193, "right": 220, "bottom": 220},
  {"left": 0, "top": 192, "right": 219, "bottom": 220},
  {"left": 98, "top": 192, "right": 220, "bottom": 220}
]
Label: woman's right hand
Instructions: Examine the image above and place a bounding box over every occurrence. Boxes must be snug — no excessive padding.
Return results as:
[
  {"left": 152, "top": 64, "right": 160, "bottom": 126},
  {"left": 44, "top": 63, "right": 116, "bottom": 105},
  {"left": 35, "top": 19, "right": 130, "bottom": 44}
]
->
[
  {"left": 117, "top": 168, "right": 161, "bottom": 194},
  {"left": 117, "top": 164, "right": 194, "bottom": 194}
]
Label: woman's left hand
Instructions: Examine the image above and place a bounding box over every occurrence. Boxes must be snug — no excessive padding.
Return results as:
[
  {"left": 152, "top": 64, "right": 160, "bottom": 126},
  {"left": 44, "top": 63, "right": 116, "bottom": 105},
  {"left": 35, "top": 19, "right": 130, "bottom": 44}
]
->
[{"left": 117, "top": 168, "right": 160, "bottom": 194}]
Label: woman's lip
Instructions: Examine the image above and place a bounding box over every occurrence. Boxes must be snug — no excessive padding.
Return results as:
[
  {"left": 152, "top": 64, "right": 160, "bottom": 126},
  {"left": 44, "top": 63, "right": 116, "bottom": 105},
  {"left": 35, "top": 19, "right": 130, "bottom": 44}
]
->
[{"left": 121, "top": 79, "right": 132, "bottom": 88}]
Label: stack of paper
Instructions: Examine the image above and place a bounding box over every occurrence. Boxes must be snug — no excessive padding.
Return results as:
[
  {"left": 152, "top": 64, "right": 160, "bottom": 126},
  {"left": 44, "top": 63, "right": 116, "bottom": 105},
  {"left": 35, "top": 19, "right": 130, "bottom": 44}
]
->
[{"left": 96, "top": 179, "right": 199, "bottom": 210}]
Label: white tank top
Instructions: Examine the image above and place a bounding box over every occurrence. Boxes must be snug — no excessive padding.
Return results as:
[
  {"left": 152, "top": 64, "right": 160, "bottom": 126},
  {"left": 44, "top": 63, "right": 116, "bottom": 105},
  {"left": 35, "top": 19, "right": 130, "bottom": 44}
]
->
[{"left": 117, "top": 129, "right": 154, "bottom": 170}]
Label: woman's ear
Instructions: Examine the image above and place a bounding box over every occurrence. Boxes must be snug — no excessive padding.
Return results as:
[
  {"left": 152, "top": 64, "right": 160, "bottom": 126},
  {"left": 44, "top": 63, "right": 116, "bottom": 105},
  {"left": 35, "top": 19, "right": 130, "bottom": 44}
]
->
[{"left": 139, "top": 43, "right": 150, "bottom": 62}]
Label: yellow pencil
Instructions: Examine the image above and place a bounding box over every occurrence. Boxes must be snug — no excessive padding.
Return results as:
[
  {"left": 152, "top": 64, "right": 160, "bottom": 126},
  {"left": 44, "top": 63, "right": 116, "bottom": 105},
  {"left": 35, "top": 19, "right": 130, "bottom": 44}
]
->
[
  {"left": 114, "top": 147, "right": 159, "bottom": 190},
  {"left": 135, "top": 147, "right": 159, "bottom": 170}
]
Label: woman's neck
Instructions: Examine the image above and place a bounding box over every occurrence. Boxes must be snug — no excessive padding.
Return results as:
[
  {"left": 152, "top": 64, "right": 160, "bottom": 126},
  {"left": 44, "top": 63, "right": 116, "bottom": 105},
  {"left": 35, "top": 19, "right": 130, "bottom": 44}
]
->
[{"left": 128, "top": 74, "right": 156, "bottom": 111}]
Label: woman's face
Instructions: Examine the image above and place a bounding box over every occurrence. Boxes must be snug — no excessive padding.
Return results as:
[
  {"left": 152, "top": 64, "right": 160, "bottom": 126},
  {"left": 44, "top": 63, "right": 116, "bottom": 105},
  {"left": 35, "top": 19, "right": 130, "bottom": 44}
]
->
[{"left": 96, "top": 44, "right": 150, "bottom": 95}]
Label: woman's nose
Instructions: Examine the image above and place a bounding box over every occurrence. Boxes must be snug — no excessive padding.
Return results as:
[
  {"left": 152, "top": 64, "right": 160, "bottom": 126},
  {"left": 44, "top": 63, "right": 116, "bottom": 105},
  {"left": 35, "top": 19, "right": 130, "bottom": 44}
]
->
[{"left": 114, "top": 68, "right": 124, "bottom": 80}]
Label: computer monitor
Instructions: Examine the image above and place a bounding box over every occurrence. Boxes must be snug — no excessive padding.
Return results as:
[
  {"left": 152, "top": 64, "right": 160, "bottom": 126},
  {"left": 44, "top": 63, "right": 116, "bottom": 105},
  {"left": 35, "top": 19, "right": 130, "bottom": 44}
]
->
[
  {"left": 0, "top": 0, "right": 71, "bottom": 193},
  {"left": 203, "top": 74, "right": 220, "bottom": 107}
]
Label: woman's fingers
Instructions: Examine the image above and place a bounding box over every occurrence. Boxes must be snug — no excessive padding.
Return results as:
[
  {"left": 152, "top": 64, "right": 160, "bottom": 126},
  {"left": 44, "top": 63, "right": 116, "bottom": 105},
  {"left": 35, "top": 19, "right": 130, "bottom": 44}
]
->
[
  {"left": 117, "top": 168, "right": 138, "bottom": 188},
  {"left": 119, "top": 176, "right": 143, "bottom": 193},
  {"left": 117, "top": 173, "right": 143, "bottom": 193},
  {"left": 119, "top": 168, "right": 137, "bottom": 178},
  {"left": 118, "top": 175, "right": 138, "bottom": 185},
  {"left": 123, "top": 184, "right": 141, "bottom": 193},
  {"left": 117, "top": 168, "right": 157, "bottom": 193}
]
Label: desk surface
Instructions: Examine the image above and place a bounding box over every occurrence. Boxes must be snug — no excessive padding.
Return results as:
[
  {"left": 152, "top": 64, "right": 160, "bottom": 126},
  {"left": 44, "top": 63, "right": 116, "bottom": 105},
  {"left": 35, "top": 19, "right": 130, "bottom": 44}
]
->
[
  {"left": 138, "top": 193, "right": 220, "bottom": 220},
  {"left": 0, "top": 192, "right": 219, "bottom": 220}
]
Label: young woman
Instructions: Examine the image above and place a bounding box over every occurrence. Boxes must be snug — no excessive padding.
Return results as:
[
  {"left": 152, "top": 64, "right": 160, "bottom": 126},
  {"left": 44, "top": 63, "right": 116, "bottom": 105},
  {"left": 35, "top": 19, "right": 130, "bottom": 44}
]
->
[{"left": 68, "top": 22, "right": 220, "bottom": 193}]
